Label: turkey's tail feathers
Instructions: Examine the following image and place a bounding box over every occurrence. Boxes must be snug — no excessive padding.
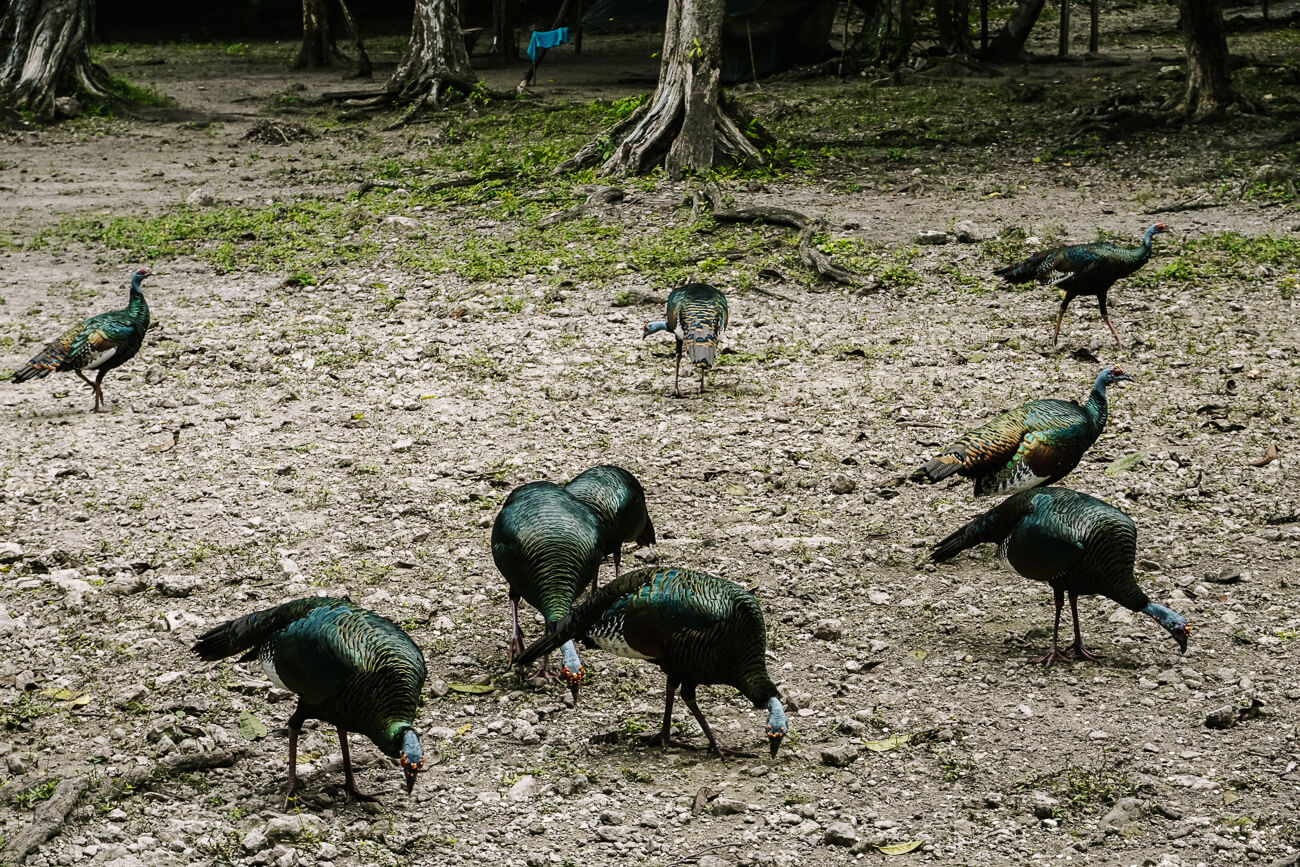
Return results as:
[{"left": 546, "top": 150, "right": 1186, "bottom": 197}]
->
[
  {"left": 11, "top": 346, "right": 68, "bottom": 382},
  {"left": 913, "top": 454, "right": 963, "bottom": 483},
  {"left": 192, "top": 597, "right": 336, "bottom": 661},
  {"left": 930, "top": 493, "right": 1034, "bottom": 563},
  {"left": 514, "top": 567, "right": 658, "bottom": 670},
  {"left": 994, "top": 251, "right": 1051, "bottom": 284},
  {"left": 684, "top": 329, "right": 718, "bottom": 368}
]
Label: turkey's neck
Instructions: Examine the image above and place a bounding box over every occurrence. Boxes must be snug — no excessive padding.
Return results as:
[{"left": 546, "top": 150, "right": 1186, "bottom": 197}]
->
[
  {"left": 739, "top": 669, "right": 780, "bottom": 709},
  {"left": 1081, "top": 382, "right": 1110, "bottom": 433},
  {"left": 126, "top": 284, "right": 149, "bottom": 320}
]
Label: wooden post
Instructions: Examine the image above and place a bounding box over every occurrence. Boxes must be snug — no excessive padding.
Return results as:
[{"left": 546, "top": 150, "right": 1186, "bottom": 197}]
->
[
  {"left": 1058, "top": 0, "right": 1069, "bottom": 56},
  {"left": 1088, "top": 0, "right": 1098, "bottom": 53}
]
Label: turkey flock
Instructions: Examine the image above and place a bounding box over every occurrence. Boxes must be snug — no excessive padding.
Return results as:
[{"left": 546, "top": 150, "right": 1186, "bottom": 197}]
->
[{"left": 5, "top": 224, "right": 1193, "bottom": 805}]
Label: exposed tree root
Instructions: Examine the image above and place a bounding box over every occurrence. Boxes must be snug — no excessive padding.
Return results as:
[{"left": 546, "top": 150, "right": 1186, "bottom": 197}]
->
[
  {"left": 540, "top": 186, "right": 625, "bottom": 228},
  {"left": 1, "top": 749, "right": 246, "bottom": 864},
  {"left": 691, "top": 184, "right": 861, "bottom": 287}
]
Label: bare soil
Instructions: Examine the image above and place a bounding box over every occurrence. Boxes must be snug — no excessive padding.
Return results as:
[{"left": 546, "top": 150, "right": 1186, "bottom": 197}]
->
[{"left": 1, "top": 20, "right": 1298, "bottom": 867}]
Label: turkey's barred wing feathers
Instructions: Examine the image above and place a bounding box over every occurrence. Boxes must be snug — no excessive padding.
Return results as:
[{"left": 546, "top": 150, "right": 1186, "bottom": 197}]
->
[
  {"left": 922, "top": 405, "right": 1034, "bottom": 481},
  {"left": 565, "top": 465, "right": 651, "bottom": 553},
  {"left": 665, "top": 284, "right": 727, "bottom": 368},
  {"left": 930, "top": 490, "right": 1040, "bottom": 562},
  {"left": 192, "top": 596, "right": 342, "bottom": 661}
]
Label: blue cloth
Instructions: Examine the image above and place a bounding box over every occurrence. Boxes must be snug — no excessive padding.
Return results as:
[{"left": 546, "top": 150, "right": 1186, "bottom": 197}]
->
[{"left": 527, "top": 27, "right": 569, "bottom": 62}]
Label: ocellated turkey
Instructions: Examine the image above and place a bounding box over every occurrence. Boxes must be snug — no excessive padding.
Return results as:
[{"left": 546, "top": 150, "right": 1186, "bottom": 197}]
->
[
  {"left": 10, "top": 268, "right": 154, "bottom": 411},
  {"left": 515, "top": 566, "right": 788, "bottom": 759},
  {"left": 642, "top": 283, "right": 729, "bottom": 395},
  {"left": 994, "top": 223, "right": 1169, "bottom": 347},
  {"left": 914, "top": 366, "right": 1132, "bottom": 496},
  {"left": 930, "top": 487, "right": 1190, "bottom": 666},
  {"left": 192, "top": 596, "right": 427, "bottom": 804},
  {"left": 491, "top": 481, "right": 603, "bottom": 699}
]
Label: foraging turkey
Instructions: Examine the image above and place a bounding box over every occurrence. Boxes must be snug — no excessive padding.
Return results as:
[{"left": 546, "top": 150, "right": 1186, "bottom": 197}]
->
[
  {"left": 930, "top": 487, "right": 1189, "bottom": 666},
  {"left": 10, "top": 268, "right": 153, "bottom": 411},
  {"left": 913, "top": 366, "right": 1132, "bottom": 497},
  {"left": 515, "top": 566, "right": 788, "bottom": 759},
  {"left": 994, "top": 223, "right": 1169, "bottom": 347},
  {"left": 192, "top": 596, "right": 427, "bottom": 804},
  {"left": 491, "top": 481, "right": 603, "bottom": 698},
  {"left": 642, "top": 283, "right": 729, "bottom": 395},
  {"left": 565, "top": 464, "right": 656, "bottom": 586}
]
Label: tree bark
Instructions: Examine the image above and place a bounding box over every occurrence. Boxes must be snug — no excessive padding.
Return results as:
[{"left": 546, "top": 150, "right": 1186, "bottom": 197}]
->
[
  {"left": 384, "top": 0, "right": 477, "bottom": 108},
  {"left": 852, "top": 0, "right": 916, "bottom": 68},
  {"left": 981, "top": 0, "right": 1046, "bottom": 60},
  {"left": 293, "top": 0, "right": 343, "bottom": 69},
  {"left": 559, "top": 0, "right": 766, "bottom": 178},
  {"left": 934, "top": 0, "right": 972, "bottom": 55},
  {"left": 491, "top": 0, "right": 520, "bottom": 61},
  {"left": 335, "top": 0, "right": 373, "bottom": 78},
  {"left": 0, "top": 0, "right": 125, "bottom": 118},
  {"left": 1175, "top": 0, "right": 1251, "bottom": 117}
]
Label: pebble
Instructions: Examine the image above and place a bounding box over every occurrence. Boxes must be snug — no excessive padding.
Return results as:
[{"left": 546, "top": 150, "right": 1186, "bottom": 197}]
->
[
  {"left": 828, "top": 473, "right": 856, "bottom": 494},
  {"left": 953, "top": 220, "right": 980, "bottom": 242},
  {"left": 1100, "top": 797, "right": 1148, "bottom": 833},
  {"left": 155, "top": 574, "right": 201, "bottom": 597},
  {"left": 1204, "top": 706, "right": 1239, "bottom": 729},
  {"left": 916, "top": 230, "right": 949, "bottom": 245},
  {"left": 813, "top": 619, "right": 843, "bottom": 640},
  {"left": 509, "top": 775, "right": 537, "bottom": 801},
  {"left": 820, "top": 745, "right": 857, "bottom": 767},
  {"left": 0, "top": 542, "right": 22, "bottom": 563},
  {"left": 712, "top": 796, "right": 748, "bottom": 815}
]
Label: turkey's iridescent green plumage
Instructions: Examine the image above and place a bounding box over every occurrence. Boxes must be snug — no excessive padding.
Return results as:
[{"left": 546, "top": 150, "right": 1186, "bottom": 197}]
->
[
  {"left": 516, "top": 566, "right": 788, "bottom": 759},
  {"left": 564, "top": 464, "right": 656, "bottom": 586},
  {"left": 642, "top": 283, "right": 729, "bottom": 395},
  {"left": 914, "top": 366, "right": 1132, "bottom": 497},
  {"left": 193, "top": 596, "right": 427, "bottom": 801},
  {"left": 10, "top": 268, "right": 153, "bottom": 412},
  {"left": 491, "top": 481, "right": 603, "bottom": 698},
  {"left": 994, "top": 223, "right": 1169, "bottom": 347},
  {"left": 930, "top": 487, "right": 1189, "bottom": 665}
]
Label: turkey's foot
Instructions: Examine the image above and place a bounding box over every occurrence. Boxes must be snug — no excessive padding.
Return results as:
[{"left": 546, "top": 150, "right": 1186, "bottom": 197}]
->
[
  {"left": 707, "top": 743, "right": 758, "bottom": 760},
  {"left": 342, "top": 783, "right": 379, "bottom": 804},
  {"left": 642, "top": 731, "right": 703, "bottom": 752},
  {"left": 1034, "top": 647, "right": 1069, "bottom": 667},
  {"left": 1064, "top": 643, "right": 1105, "bottom": 662}
]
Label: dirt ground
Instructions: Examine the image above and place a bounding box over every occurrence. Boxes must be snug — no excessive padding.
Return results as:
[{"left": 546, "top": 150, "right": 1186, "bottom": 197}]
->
[{"left": 1, "top": 16, "right": 1298, "bottom": 867}]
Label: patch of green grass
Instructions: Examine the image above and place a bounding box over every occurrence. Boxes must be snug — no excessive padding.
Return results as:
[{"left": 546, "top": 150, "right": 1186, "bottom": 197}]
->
[
  {"left": 1019, "top": 762, "right": 1142, "bottom": 820},
  {"left": 1, "top": 694, "right": 54, "bottom": 730},
  {"left": 12, "top": 778, "right": 59, "bottom": 810}
]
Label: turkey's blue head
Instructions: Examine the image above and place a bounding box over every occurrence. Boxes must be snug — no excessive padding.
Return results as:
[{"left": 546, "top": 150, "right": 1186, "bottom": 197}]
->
[
  {"left": 1143, "top": 602, "right": 1189, "bottom": 653},
  {"left": 559, "top": 639, "right": 584, "bottom": 702},
  {"left": 1096, "top": 365, "right": 1133, "bottom": 391},
  {"left": 765, "top": 696, "right": 788, "bottom": 758},
  {"left": 642, "top": 321, "right": 669, "bottom": 339},
  {"left": 131, "top": 268, "right": 154, "bottom": 289},
  {"left": 399, "top": 728, "right": 423, "bottom": 794},
  {"left": 1144, "top": 223, "right": 1171, "bottom": 245}
]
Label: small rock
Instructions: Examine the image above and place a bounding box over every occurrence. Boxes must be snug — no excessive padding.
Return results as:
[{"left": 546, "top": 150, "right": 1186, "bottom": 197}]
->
[
  {"left": 820, "top": 745, "right": 858, "bottom": 767},
  {"left": 1100, "top": 797, "right": 1148, "bottom": 833},
  {"left": 509, "top": 774, "right": 537, "bottom": 801},
  {"left": 156, "top": 574, "right": 201, "bottom": 597},
  {"left": 6, "top": 753, "right": 29, "bottom": 774},
  {"left": 241, "top": 828, "right": 269, "bottom": 853},
  {"left": 144, "top": 365, "right": 166, "bottom": 385},
  {"left": 711, "top": 796, "right": 748, "bottom": 816},
  {"left": 828, "top": 474, "right": 856, "bottom": 494},
  {"left": 186, "top": 188, "right": 216, "bottom": 207},
  {"left": 984, "top": 792, "right": 1005, "bottom": 808},
  {"left": 916, "top": 230, "right": 949, "bottom": 245},
  {"left": 53, "top": 95, "right": 84, "bottom": 118},
  {"left": 823, "top": 822, "right": 858, "bottom": 847},
  {"left": 813, "top": 618, "right": 843, "bottom": 640},
  {"left": 1204, "top": 706, "right": 1238, "bottom": 729},
  {"left": 0, "top": 542, "right": 23, "bottom": 563},
  {"left": 953, "top": 220, "right": 980, "bottom": 243}
]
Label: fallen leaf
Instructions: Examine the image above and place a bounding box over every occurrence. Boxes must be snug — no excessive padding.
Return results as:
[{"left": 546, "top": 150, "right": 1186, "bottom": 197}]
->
[
  {"left": 456, "top": 723, "right": 472, "bottom": 737},
  {"left": 40, "top": 688, "right": 89, "bottom": 704},
  {"left": 1223, "top": 790, "right": 1239, "bottom": 805},
  {"left": 238, "top": 710, "right": 267, "bottom": 741},
  {"left": 691, "top": 786, "right": 714, "bottom": 816},
  {"left": 1247, "top": 443, "right": 1278, "bottom": 467},
  {"left": 862, "top": 733, "right": 911, "bottom": 752},
  {"left": 878, "top": 841, "right": 924, "bottom": 855},
  {"left": 907, "top": 649, "right": 928, "bottom": 660},
  {"left": 1105, "top": 451, "right": 1146, "bottom": 477},
  {"left": 448, "top": 682, "right": 495, "bottom": 694}
]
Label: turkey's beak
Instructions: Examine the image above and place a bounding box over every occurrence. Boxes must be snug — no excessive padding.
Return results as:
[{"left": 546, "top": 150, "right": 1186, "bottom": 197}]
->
[
  {"left": 401, "top": 757, "right": 422, "bottom": 794},
  {"left": 1176, "top": 628, "right": 1189, "bottom": 654},
  {"left": 769, "top": 734, "right": 783, "bottom": 759}
]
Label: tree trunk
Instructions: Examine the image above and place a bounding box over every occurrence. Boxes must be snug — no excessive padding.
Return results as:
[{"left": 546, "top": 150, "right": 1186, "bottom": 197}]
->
[
  {"left": 385, "top": 0, "right": 477, "bottom": 108},
  {"left": 559, "top": 0, "right": 766, "bottom": 178},
  {"left": 982, "top": 0, "right": 1045, "bottom": 60},
  {"left": 934, "top": 0, "right": 972, "bottom": 55},
  {"left": 491, "top": 0, "right": 520, "bottom": 61},
  {"left": 0, "top": 0, "right": 123, "bottom": 118},
  {"left": 852, "top": 0, "right": 915, "bottom": 68},
  {"left": 335, "top": 0, "right": 373, "bottom": 78},
  {"left": 1175, "top": 0, "right": 1251, "bottom": 117},
  {"left": 1057, "top": 0, "right": 1070, "bottom": 56},
  {"left": 293, "top": 0, "right": 343, "bottom": 69}
]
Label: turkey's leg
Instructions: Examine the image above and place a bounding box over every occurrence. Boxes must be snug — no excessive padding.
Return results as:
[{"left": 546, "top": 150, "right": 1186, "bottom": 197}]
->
[
  {"left": 283, "top": 725, "right": 302, "bottom": 808},
  {"left": 74, "top": 369, "right": 100, "bottom": 410},
  {"left": 338, "top": 728, "right": 378, "bottom": 802},
  {"left": 1066, "top": 591, "right": 1104, "bottom": 661},
  {"left": 611, "top": 547, "right": 621, "bottom": 581},
  {"left": 92, "top": 369, "right": 107, "bottom": 412},
  {"left": 673, "top": 343, "right": 683, "bottom": 397},
  {"left": 643, "top": 678, "right": 679, "bottom": 750},
  {"left": 681, "top": 684, "right": 756, "bottom": 759},
  {"left": 1097, "top": 294, "right": 1123, "bottom": 347},
  {"left": 1035, "top": 586, "right": 1068, "bottom": 667},
  {"left": 1052, "top": 296, "right": 1074, "bottom": 347},
  {"left": 508, "top": 594, "right": 525, "bottom": 665}
]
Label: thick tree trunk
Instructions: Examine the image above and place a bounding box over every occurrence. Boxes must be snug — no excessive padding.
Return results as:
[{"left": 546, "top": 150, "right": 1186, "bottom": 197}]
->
[
  {"left": 0, "top": 0, "right": 121, "bottom": 118},
  {"left": 982, "top": 0, "right": 1045, "bottom": 60},
  {"left": 1175, "top": 0, "right": 1251, "bottom": 117},
  {"left": 293, "top": 0, "right": 343, "bottom": 69},
  {"left": 385, "top": 0, "right": 477, "bottom": 108},
  {"left": 934, "top": 0, "right": 972, "bottom": 55},
  {"left": 335, "top": 0, "right": 372, "bottom": 78},
  {"left": 852, "top": 0, "right": 916, "bottom": 68},
  {"left": 491, "top": 0, "right": 520, "bottom": 61},
  {"left": 559, "top": 0, "right": 765, "bottom": 178}
]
